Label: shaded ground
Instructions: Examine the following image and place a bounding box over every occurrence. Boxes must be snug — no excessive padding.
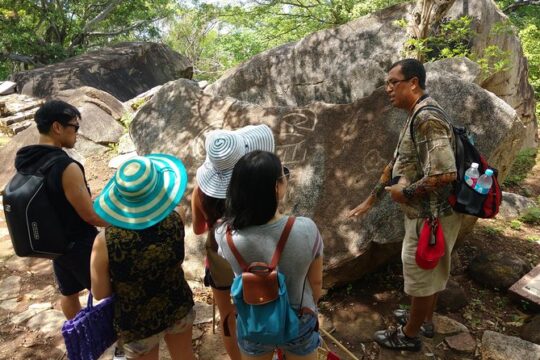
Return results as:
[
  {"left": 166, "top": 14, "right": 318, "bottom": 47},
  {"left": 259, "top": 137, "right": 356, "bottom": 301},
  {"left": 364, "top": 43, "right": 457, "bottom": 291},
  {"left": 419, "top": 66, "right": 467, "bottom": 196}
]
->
[{"left": 0, "top": 142, "right": 539, "bottom": 360}]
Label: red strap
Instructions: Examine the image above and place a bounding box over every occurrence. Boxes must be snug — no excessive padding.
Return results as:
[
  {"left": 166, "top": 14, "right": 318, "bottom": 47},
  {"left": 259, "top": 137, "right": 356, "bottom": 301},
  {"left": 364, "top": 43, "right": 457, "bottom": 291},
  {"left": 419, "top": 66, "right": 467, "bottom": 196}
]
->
[
  {"left": 269, "top": 216, "right": 295, "bottom": 269},
  {"left": 227, "top": 227, "right": 249, "bottom": 271},
  {"left": 226, "top": 216, "right": 296, "bottom": 272}
]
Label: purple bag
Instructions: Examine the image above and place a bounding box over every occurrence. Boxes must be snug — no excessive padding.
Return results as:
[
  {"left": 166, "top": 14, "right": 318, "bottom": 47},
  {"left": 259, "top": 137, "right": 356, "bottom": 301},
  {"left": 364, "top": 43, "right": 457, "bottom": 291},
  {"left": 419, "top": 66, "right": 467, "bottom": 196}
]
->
[{"left": 62, "top": 293, "right": 117, "bottom": 360}]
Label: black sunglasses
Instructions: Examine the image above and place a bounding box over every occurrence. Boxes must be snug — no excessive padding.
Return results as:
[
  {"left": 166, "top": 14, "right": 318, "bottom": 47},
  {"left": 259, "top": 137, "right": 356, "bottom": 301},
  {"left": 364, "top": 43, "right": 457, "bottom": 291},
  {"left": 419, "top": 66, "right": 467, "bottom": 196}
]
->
[
  {"left": 279, "top": 166, "right": 290, "bottom": 180},
  {"left": 64, "top": 123, "right": 80, "bottom": 133}
]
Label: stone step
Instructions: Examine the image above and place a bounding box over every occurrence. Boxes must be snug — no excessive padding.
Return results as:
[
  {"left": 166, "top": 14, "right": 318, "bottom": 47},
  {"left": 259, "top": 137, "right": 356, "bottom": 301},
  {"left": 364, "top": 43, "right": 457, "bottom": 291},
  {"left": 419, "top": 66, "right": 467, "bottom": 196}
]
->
[
  {"left": 0, "top": 108, "right": 37, "bottom": 126},
  {"left": 10, "top": 120, "right": 33, "bottom": 134},
  {"left": 3, "top": 97, "right": 42, "bottom": 116}
]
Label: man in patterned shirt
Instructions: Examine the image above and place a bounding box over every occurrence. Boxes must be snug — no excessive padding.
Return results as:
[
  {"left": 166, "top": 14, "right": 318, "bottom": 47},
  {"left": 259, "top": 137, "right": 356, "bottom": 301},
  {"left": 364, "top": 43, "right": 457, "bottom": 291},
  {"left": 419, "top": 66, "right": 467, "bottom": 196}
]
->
[{"left": 349, "top": 58, "right": 463, "bottom": 351}]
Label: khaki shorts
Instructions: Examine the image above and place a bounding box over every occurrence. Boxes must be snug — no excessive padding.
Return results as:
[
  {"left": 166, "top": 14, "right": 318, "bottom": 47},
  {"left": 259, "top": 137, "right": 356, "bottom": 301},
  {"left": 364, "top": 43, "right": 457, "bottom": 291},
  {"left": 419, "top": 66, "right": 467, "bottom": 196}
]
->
[
  {"left": 123, "top": 308, "right": 195, "bottom": 359},
  {"left": 402, "top": 211, "right": 463, "bottom": 297}
]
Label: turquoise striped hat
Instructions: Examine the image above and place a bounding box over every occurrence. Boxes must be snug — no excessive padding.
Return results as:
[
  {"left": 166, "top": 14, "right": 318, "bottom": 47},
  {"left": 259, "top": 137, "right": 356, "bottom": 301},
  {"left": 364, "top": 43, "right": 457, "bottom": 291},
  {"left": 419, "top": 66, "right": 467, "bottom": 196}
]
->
[{"left": 94, "top": 154, "right": 187, "bottom": 230}]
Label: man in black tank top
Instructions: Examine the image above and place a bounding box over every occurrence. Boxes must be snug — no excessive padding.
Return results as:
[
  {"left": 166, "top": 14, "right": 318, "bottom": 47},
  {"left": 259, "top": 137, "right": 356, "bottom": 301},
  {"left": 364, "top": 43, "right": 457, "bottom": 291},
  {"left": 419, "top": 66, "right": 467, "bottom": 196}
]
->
[{"left": 13, "top": 100, "right": 108, "bottom": 319}]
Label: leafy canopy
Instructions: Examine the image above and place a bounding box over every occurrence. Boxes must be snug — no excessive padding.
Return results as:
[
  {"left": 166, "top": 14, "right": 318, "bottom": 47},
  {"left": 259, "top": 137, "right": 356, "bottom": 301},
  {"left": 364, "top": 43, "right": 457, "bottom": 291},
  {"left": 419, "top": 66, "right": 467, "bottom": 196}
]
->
[{"left": 0, "top": 0, "right": 175, "bottom": 79}]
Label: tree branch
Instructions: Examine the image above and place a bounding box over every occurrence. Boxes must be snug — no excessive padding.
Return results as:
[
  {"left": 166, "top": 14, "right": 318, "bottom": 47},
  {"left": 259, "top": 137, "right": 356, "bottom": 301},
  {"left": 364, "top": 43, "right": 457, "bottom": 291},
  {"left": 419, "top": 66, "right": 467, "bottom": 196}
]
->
[
  {"left": 85, "top": 17, "right": 164, "bottom": 37},
  {"left": 82, "top": 0, "right": 123, "bottom": 33},
  {"left": 503, "top": 0, "right": 540, "bottom": 13},
  {"left": 1, "top": 53, "right": 41, "bottom": 66}
]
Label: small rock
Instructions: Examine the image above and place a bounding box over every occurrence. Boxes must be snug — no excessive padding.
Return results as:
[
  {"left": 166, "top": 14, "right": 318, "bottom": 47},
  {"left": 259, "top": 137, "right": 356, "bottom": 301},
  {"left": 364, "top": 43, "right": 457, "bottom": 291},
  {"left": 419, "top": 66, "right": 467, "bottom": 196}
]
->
[
  {"left": 520, "top": 314, "right": 540, "bottom": 345},
  {"left": 24, "top": 285, "right": 56, "bottom": 301},
  {"left": 192, "top": 327, "right": 204, "bottom": 340},
  {"left": 3, "top": 255, "right": 31, "bottom": 272},
  {"left": 331, "top": 303, "right": 385, "bottom": 342},
  {"left": 0, "top": 298, "right": 19, "bottom": 311},
  {"left": 468, "top": 252, "right": 530, "bottom": 291},
  {"left": 193, "top": 302, "right": 215, "bottom": 325},
  {"left": 481, "top": 330, "right": 540, "bottom": 360},
  {"left": 118, "top": 133, "right": 136, "bottom": 154},
  {"left": 0, "top": 275, "right": 21, "bottom": 301},
  {"left": 498, "top": 192, "right": 537, "bottom": 220},
  {"left": 108, "top": 151, "right": 138, "bottom": 169},
  {"left": 26, "top": 309, "right": 65, "bottom": 333},
  {"left": 11, "top": 305, "right": 50, "bottom": 325},
  {"left": 29, "top": 302, "right": 53, "bottom": 311},
  {"left": 0, "top": 237, "right": 15, "bottom": 258},
  {"left": 433, "top": 314, "right": 469, "bottom": 335},
  {"left": 437, "top": 279, "right": 468, "bottom": 312},
  {"left": 0, "top": 81, "right": 17, "bottom": 95},
  {"left": 445, "top": 332, "right": 477, "bottom": 353},
  {"left": 318, "top": 313, "right": 334, "bottom": 332},
  {"left": 28, "top": 259, "right": 53, "bottom": 277}
]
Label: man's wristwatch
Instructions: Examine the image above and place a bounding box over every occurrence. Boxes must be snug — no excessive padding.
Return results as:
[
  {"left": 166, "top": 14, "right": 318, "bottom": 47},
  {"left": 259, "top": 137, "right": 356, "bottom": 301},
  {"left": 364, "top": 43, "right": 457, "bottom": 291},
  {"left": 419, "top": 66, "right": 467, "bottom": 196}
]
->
[{"left": 402, "top": 186, "right": 415, "bottom": 200}]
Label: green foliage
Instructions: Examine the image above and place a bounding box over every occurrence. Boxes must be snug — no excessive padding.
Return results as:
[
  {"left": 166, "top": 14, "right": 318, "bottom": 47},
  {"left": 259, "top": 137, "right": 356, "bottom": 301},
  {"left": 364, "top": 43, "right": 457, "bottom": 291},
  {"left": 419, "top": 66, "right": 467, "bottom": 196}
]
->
[
  {"left": 428, "top": 16, "right": 474, "bottom": 60},
  {"left": 404, "top": 16, "right": 474, "bottom": 63},
  {"left": 130, "top": 98, "right": 146, "bottom": 111},
  {"left": 483, "top": 226, "right": 503, "bottom": 236},
  {"left": 503, "top": 148, "right": 537, "bottom": 187},
  {"left": 509, "top": 220, "right": 522, "bottom": 231},
  {"left": 526, "top": 235, "right": 540, "bottom": 242},
  {"left": 120, "top": 112, "right": 134, "bottom": 129},
  {"left": 0, "top": 0, "right": 175, "bottom": 80},
  {"left": 495, "top": 0, "right": 540, "bottom": 122},
  {"left": 165, "top": 0, "right": 409, "bottom": 81},
  {"left": 519, "top": 24, "right": 540, "bottom": 95},
  {"left": 473, "top": 45, "right": 511, "bottom": 80},
  {"left": 519, "top": 207, "right": 540, "bottom": 225}
]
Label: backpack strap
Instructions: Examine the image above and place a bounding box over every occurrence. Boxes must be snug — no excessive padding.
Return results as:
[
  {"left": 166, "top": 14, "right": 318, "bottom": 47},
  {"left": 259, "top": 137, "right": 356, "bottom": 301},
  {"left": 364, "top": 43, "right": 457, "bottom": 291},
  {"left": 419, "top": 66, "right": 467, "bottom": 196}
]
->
[
  {"left": 226, "top": 216, "right": 296, "bottom": 272},
  {"left": 409, "top": 104, "right": 451, "bottom": 146},
  {"left": 36, "top": 152, "right": 68, "bottom": 175},
  {"left": 269, "top": 216, "right": 296, "bottom": 269},
  {"left": 226, "top": 228, "right": 249, "bottom": 271}
]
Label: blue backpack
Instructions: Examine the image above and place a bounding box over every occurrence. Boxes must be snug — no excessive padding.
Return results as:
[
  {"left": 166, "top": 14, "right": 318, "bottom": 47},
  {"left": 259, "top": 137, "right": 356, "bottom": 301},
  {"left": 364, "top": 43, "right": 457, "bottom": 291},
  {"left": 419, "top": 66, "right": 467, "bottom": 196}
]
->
[{"left": 226, "top": 216, "right": 299, "bottom": 344}]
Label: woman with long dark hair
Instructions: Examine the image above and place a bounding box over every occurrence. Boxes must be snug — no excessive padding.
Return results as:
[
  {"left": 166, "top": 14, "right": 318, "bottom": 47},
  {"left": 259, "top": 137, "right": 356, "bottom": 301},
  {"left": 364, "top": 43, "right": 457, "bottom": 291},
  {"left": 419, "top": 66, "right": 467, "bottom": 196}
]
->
[
  {"left": 216, "top": 151, "right": 323, "bottom": 360},
  {"left": 192, "top": 125, "right": 274, "bottom": 360}
]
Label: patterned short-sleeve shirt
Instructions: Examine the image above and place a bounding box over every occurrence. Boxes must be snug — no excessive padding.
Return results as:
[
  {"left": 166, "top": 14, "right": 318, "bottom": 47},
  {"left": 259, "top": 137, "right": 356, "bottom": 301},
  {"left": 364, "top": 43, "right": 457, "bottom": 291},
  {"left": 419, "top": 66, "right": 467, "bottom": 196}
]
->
[{"left": 392, "top": 96, "right": 456, "bottom": 219}]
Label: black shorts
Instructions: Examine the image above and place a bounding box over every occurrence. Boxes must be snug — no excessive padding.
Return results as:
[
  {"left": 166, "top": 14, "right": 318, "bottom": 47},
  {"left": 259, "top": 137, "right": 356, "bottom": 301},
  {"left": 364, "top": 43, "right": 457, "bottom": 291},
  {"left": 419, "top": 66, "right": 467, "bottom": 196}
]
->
[{"left": 52, "top": 237, "right": 94, "bottom": 296}]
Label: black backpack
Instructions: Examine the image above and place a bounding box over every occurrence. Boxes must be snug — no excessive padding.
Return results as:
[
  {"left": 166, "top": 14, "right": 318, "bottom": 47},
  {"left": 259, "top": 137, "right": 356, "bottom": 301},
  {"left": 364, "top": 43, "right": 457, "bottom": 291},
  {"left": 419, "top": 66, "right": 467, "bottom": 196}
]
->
[
  {"left": 3, "top": 153, "right": 74, "bottom": 259},
  {"left": 410, "top": 105, "right": 502, "bottom": 218}
]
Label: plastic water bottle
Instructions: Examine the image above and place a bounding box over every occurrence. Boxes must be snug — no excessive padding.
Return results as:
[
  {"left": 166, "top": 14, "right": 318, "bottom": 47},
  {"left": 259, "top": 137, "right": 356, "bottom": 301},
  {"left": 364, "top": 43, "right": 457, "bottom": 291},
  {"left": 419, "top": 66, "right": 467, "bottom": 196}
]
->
[
  {"left": 475, "top": 169, "right": 494, "bottom": 195},
  {"left": 464, "top": 162, "right": 480, "bottom": 188}
]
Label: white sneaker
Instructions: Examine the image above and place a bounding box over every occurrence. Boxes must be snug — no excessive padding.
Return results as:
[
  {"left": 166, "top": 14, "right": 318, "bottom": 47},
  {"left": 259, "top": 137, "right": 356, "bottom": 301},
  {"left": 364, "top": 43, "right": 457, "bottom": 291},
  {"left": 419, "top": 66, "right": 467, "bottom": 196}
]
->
[{"left": 112, "top": 346, "right": 126, "bottom": 360}]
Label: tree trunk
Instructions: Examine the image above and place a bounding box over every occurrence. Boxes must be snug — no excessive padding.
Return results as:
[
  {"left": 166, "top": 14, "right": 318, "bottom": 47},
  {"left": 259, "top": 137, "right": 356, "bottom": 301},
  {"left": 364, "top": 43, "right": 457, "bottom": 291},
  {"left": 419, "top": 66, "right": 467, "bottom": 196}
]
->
[{"left": 409, "top": 0, "right": 457, "bottom": 62}]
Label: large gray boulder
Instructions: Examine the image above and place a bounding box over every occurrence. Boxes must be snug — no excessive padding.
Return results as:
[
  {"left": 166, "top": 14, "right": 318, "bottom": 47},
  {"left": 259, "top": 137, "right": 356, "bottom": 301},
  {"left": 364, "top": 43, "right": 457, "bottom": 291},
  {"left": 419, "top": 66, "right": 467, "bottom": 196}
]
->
[
  {"left": 0, "top": 87, "right": 125, "bottom": 190},
  {"left": 11, "top": 42, "right": 192, "bottom": 102},
  {"left": 130, "top": 59, "right": 525, "bottom": 287},
  {"left": 205, "top": 0, "right": 537, "bottom": 149}
]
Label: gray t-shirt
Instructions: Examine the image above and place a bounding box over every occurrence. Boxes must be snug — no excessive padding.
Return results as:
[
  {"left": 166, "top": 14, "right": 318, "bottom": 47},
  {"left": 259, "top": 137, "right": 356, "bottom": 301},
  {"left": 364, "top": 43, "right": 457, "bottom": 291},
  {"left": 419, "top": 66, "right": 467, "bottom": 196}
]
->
[{"left": 216, "top": 216, "right": 323, "bottom": 311}]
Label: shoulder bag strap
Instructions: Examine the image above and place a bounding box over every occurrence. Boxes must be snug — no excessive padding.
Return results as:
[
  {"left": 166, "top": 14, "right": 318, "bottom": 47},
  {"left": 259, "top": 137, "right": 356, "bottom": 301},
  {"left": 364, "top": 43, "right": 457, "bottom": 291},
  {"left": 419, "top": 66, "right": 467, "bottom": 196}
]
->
[
  {"left": 269, "top": 216, "right": 296, "bottom": 269},
  {"left": 409, "top": 105, "right": 451, "bottom": 146},
  {"left": 226, "top": 226, "right": 250, "bottom": 272}
]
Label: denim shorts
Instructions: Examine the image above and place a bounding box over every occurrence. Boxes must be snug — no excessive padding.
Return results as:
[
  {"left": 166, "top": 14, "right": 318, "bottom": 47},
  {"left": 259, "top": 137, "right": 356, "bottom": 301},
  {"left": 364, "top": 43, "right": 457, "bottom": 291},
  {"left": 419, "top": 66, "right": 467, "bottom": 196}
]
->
[{"left": 237, "top": 312, "right": 320, "bottom": 356}]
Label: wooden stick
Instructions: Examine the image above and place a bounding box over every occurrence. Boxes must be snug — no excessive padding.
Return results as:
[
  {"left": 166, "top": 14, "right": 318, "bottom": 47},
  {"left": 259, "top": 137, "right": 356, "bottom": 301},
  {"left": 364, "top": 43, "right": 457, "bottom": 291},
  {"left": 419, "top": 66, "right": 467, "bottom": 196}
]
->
[
  {"left": 320, "top": 328, "right": 361, "bottom": 360},
  {"left": 212, "top": 293, "right": 216, "bottom": 334}
]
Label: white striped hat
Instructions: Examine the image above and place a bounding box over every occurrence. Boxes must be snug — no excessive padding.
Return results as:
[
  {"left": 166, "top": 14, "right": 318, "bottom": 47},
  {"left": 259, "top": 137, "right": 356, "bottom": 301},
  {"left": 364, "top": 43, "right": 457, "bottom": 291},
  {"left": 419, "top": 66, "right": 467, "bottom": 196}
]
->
[
  {"left": 196, "top": 124, "right": 274, "bottom": 199},
  {"left": 94, "top": 154, "right": 188, "bottom": 230}
]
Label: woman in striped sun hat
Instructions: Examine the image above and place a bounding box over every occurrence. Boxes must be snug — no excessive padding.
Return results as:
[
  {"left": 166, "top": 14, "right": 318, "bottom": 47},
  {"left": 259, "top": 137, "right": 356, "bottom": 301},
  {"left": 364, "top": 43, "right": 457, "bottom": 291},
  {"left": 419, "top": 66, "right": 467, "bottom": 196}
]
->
[
  {"left": 91, "top": 154, "right": 195, "bottom": 360},
  {"left": 191, "top": 124, "right": 275, "bottom": 360}
]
